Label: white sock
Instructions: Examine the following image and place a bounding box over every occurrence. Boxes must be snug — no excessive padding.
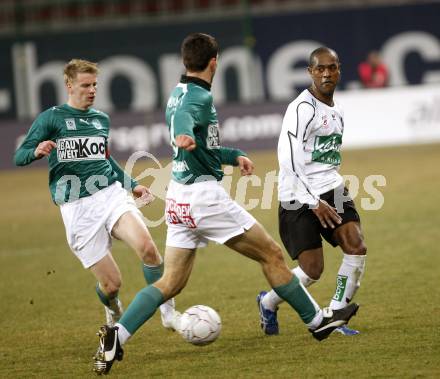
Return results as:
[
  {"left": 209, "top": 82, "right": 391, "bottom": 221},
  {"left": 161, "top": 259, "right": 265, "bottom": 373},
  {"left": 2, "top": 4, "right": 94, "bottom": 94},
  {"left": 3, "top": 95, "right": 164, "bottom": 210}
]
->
[
  {"left": 292, "top": 266, "right": 318, "bottom": 288},
  {"left": 262, "top": 266, "right": 317, "bottom": 311},
  {"left": 160, "top": 298, "right": 176, "bottom": 321},
  {"left": 307, "top": 309, "right": 324, "bottom": 330},
  {"left": 115, "top": 322, "right": 131, "bottom": 346},
  {"left": 329, "top": 254, "right": 366, "bottom": 310}
]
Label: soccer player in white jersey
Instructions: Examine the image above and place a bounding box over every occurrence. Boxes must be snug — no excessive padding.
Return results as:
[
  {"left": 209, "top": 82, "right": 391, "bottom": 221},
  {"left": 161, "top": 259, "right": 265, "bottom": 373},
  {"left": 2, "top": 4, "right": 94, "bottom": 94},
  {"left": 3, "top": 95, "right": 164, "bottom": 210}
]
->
[
  {"left": 14, "top": 59, "right": 177, "bottom": 333},
  {"left": 92, "top": 34, "right": 360, "bottom": 375},
  {"left": 257, "top": 47, "right": 367, "bottom": 336}
]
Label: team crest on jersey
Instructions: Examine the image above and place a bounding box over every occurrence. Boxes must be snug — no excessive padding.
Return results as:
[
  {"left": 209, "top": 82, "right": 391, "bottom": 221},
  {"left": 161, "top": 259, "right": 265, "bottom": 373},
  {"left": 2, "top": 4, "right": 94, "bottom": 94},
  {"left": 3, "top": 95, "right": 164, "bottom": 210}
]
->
[
  {"left": 321, "top": 115, "right": 328, "bottom": 128},
  {"left": 57, "top": 136, "right": 106, "bottom": 162},
  {"left": 92, "top": 119, "right": 103, "bottom": 129},
  {"left": 65, "top": 118, "right": 76, "bottom": 130},
  {"left": 207, "top": 123, "right": 220, "bottom": 149}
]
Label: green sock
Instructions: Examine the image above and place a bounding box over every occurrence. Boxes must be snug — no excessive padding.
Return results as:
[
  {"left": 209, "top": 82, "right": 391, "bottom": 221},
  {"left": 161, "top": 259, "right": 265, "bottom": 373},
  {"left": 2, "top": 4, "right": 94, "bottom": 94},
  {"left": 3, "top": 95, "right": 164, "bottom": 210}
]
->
[
  {"left": 119, "top": 285, "right": 164, "bottom": 335},
  {"left": 273, "top": 276, "right": 318, "bottom": 324},
  {"left": 95, "top": 283, "right": 116, "bottom": 307},
  {"left": 142, "top": 263, "right": 163, "bottom": 284}
]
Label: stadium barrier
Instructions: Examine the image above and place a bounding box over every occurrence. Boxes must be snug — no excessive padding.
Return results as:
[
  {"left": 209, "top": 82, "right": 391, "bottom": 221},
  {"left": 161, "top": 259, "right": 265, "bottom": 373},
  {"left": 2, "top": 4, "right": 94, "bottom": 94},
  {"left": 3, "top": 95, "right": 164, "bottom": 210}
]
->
[{"left": 1, "top": 83, "right": 440, "bottom": 170}]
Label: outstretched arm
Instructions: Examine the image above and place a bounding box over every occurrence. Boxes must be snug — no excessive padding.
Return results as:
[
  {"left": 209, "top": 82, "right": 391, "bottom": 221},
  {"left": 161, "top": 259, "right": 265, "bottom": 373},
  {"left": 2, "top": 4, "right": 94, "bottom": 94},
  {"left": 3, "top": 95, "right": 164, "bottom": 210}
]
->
[
  {"left": 14, "top": 116, "right": 54, "bottom": 166},
  {"left": 219, "top": 147, "right": 252, "bottom": 175},
  {"left": 175, "top": 135, "right": 196, "bottom": 151}
]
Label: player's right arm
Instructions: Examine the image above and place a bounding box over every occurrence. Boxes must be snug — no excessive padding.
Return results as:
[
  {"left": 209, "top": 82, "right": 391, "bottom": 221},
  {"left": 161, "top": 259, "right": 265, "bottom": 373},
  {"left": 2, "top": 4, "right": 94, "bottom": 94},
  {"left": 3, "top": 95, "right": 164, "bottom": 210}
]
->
[
  {"left": 175, "top": 134, "right": 196, "bottom": 151},
  {"left": 172, "top": 100, "right": 197, "bottom": 151},
  {"left": 14, "top": 112, "right": 55, "bottom": 166}
]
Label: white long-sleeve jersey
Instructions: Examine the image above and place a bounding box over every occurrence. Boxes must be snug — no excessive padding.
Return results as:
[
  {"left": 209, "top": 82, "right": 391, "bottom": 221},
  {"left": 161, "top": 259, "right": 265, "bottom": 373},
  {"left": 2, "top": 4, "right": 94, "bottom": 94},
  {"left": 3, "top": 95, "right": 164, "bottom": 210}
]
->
[{"left": 278, "top": 89, "right": 344, "bottom": 206}]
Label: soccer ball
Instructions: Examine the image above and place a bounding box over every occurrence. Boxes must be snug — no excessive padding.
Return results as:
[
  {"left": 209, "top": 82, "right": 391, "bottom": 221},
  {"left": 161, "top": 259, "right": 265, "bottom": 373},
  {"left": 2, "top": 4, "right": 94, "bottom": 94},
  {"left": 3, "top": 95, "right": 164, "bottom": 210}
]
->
[{"left": 178, "top": 305, "right": 222, "bottom": 346}]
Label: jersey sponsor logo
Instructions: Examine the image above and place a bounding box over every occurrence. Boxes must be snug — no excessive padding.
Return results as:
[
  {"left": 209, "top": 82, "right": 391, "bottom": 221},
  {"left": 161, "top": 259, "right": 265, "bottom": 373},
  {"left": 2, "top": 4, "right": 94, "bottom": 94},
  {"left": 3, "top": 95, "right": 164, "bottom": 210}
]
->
[
  {"left": 165, "top": 198, "right": 196, "bottom": 228},
  {"left": 65, "top": 118, "right": 76, "bottom": 130},
  {"left": 56, "top": 136, "right": 106, "bottom": 162},
  {"left": 172, "top": 160, "right": 189, "bottom": 172},
  {"left": 332, "top": 275, "right": 348, "bottom": 301},
  {"left": 312, "top": 134, "right": 342, "bottom": 165},
  {"left": 207, "top": 123, "right": 220, "bottom": 149}
]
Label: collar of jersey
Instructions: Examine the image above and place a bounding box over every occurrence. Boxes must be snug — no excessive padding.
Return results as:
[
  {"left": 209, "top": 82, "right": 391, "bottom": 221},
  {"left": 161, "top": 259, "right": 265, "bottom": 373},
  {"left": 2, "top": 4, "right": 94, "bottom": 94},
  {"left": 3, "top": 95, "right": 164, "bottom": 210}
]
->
[
  {"left": 61, "top": 103, "right": 95, "bottom": 115},
  {"left": 180, "top": 75, "right": 211, "bottom": 91}
]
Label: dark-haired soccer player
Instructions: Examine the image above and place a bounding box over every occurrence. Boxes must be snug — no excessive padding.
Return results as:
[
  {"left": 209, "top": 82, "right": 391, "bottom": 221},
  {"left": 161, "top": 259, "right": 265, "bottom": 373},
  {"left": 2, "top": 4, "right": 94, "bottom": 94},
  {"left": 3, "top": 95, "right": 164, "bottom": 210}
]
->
[
  {"left": 257, "top": 47, "right": 367, "bottom": 336},
  {"left": 93, "top": 35, "right": 359, "bottom": 375}
]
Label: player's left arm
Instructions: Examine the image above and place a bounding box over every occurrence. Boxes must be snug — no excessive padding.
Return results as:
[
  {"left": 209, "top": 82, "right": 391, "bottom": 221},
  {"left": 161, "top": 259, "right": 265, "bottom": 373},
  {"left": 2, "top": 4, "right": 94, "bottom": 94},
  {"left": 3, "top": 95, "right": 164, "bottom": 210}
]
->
[
  {"left": 219, "top": 147, "right": 253, "bottom": 175},
  {"left": 237, "top": 155, "right": 254, "bottom": 176},
  {"left": 108, "top": 155, "right": 138, "bottom": 189},
  {"left": 107, "top": 155, "right": 154, "bottom": 205}
]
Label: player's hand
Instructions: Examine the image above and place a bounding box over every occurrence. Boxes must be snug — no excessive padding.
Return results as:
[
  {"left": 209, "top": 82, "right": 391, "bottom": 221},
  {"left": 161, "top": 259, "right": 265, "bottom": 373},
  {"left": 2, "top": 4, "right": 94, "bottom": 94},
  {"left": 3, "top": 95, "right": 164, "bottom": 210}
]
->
[
  {"left": 175, "top": 135, "right": 196, "bottom": 151},
  {"left": 237, "top": 156, "right": 254, "bottom": 176},
  {"left": 311, "top": 199, "right": 342, "bottom": 229},
  {"left": 132, "top": 185, "right": 154, "bottom": 207},
  {"left": 34, "top": 140, "right": 57, "bottom": 158}
]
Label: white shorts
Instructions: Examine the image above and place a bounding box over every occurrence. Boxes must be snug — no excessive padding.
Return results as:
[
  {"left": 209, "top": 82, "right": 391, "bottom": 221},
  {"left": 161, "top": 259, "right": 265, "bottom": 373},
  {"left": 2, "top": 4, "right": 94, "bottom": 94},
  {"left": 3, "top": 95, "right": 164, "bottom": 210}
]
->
[
  {"left": 60, "top": 181, "right": 141, "bottom": 268},
  {"left": 165, "top": 180, "right": 256, "bottom": 249}
]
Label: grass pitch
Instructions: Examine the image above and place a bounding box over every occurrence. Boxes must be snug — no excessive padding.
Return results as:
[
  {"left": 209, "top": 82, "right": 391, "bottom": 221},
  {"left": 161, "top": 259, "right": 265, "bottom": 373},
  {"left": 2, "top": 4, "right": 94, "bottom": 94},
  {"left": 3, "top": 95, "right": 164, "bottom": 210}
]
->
[{"left": 0, "top": 144, "right": 439, "bottom": 378}]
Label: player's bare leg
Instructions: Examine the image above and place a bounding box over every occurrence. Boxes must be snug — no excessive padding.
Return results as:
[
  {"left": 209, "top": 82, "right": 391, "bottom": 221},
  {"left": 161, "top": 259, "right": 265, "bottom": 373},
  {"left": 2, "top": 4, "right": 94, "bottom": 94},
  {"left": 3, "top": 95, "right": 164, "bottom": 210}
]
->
[
  {"left": 225, "top": 223, "right": 323, "bottom": 326},
  {"left": 111, "top": 211, "right": 180, "bottom": 330},
  {"left": 90, "top": 253, "right": 124, "bottom": 326},
  {"left": 226, "top": 222, "right": 359, "bottom": 340},
  {"left": 93, "top": 247, "right": 196, "bottom": 375},
  {"left": 225, "top": 222, "right": 293, "bottom": 287}
]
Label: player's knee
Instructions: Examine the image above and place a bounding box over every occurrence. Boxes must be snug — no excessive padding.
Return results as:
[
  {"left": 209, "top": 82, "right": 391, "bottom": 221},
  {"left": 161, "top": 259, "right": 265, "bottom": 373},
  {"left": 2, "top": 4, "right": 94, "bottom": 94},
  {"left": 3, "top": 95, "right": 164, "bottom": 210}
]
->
[
  {"left": 345, "top": 242, "right": 367, "bottom": 256},
  {"left": 267, "top": 239, "right": 283, "bottom": 257},
  {"left": 101, "top": 278, "right": 122, "bottom": 297},
  {"left": 265, "top": 240, "right": 285, "bottom": 266},
  {"left": 303, "top": 264, "right": 323, "bottom": 281},
  {"left": 308, "top": 267, "right": 323, "bottom": 281},
  {"left": 139, "top": 238, "right": 160, "bottom": 264}
]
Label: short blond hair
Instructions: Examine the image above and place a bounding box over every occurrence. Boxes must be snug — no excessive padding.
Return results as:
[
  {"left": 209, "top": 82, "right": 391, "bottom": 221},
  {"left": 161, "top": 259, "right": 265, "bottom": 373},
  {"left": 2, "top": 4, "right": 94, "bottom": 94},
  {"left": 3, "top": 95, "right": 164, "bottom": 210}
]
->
[{"left": 63, "top": 59, "right": 99, "bottom": 85}]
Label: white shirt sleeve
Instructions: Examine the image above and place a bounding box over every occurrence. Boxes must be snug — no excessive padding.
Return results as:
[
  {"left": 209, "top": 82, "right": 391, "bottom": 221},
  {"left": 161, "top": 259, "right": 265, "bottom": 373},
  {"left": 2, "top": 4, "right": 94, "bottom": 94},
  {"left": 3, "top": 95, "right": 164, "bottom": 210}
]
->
[{"left": 279, "top": 101, "right": 319, "bottom": 206}]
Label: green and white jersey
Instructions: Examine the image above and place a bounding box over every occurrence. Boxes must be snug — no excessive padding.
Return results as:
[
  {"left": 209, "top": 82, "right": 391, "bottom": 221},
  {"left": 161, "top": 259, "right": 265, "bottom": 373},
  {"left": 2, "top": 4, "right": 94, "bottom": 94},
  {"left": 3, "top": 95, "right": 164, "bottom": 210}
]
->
[
  {"left": 165, "top": 75, "right": 245, "bottom": 184},
  {"left": 278, "top": 89, "right": 344, "bottom": 206},
  {"left": 14, "top": 104, "right": 137, "bottom": 204}
]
